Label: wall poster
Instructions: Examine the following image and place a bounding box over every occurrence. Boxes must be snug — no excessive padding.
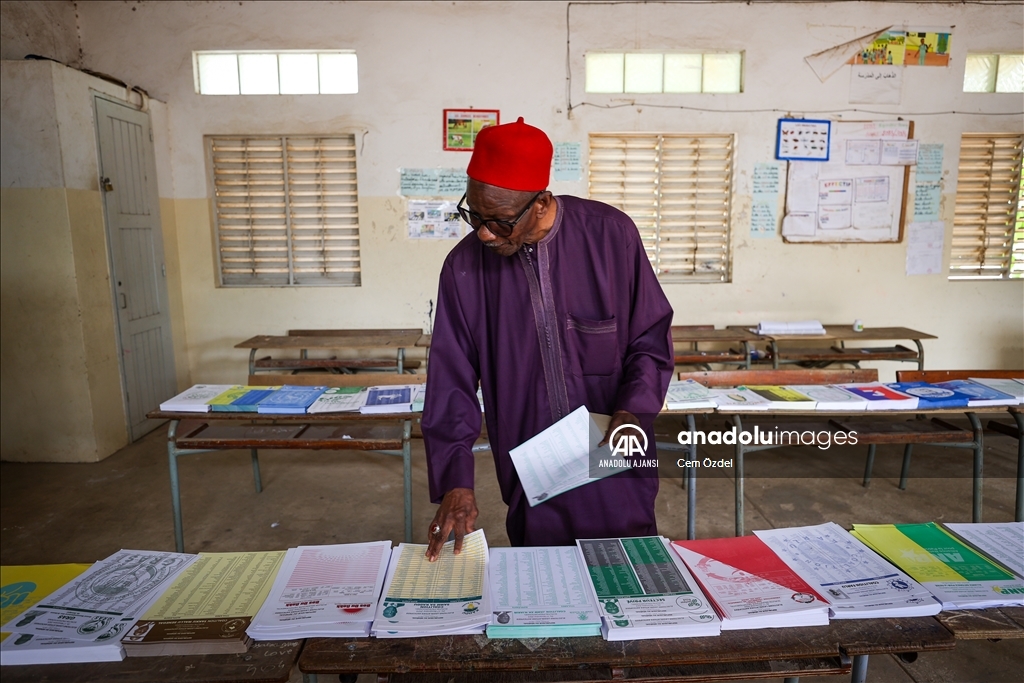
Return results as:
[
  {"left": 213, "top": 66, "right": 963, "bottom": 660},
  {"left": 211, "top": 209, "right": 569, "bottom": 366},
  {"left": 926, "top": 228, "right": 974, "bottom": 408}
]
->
[{"left": 443, "top": 109, "right": 500, "bottom": 151}]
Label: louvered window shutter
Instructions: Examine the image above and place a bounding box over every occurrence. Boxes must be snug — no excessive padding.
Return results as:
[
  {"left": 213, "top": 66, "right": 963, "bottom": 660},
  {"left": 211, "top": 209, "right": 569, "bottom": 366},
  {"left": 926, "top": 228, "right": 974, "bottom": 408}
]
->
[
  {"left": 949, "top": 132, "right": 1023, "bottom": 280},
  {"left": 589, "top": 133, "right": 733, "bottom": 283},
  {"left": 210, "top": 135, "right": 361, "bottom": 286}
]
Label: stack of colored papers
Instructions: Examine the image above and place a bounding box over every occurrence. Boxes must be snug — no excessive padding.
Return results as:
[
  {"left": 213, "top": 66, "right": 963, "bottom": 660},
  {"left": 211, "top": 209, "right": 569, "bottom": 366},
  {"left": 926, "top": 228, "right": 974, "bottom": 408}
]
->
[
  {"left": 256, "top": 385, "right": 327, "bottom": 414},
  {"left": 943, "top": 522, "right": 1024, "bottom": 578},
  {"left": 933, "top": 380, "right": 1018, "bottom": 407},
  {"left": 159, "top": 385, "right": 236, "bottom": 412},
  {"left": 664, "top": 379, "right": 717, "bottom": 410},
  {"left": 708, "top": 386, "right": 772, "bottom": 410},
  {"left": 851, "top": 523, "right": 1024, "bottom": 610},
  {"left": 671, "top": 536, "right": 830, "bottom": 630},
  {"left": 307, "top": 386, "right": 369, "bottom": 413},
  {"left": 577, "top": 536, "right": 721, "bottom": 640},
  {"left": 372, "top": 530, "right": 490, "bottom": 638},
  {"left": 754, "top": 523, "right": 940, "bottom": 618},
  {"left": 837, "top": 383, "right": 918, "bottom": 410},
  {"left": 248, "top": 542, "right": 392, "bottom": 640},
  {"left": 486, "top": 546, "right": 601, "bottom": 638}
]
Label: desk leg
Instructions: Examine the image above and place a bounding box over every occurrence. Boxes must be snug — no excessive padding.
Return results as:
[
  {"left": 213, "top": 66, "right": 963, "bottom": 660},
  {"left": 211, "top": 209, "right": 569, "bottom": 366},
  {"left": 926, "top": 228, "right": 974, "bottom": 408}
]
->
[
  {"left": 251, "top": 449, "right": 263, "bottom": 493},
  {"left": 403, "top": 419, "right": 413, "bottom": 543},
  {"left": 783, "top": 678, "right": 800, "bottom": 683},
  {"left": 301, "top": 674, "right": 317, "bottom": 683},
  {"left": 167, "top": 420, "right": 186, "bottom": 554},
  {"left": 967, "top": 412, "right": 984, "bottom": 523},
  {"left": 397, "top": 347, "right": 405, "bottom": 374},
  {"left": 733, "top": 414, "right": 745, "bottom": 537},
  {"left": 771, "top": 341, "right": 779, "bottom": 369},
  {"left": 248, "top": 348, "right": 257, "bottom": 376},
  {"left": 862, "top": 445, "right": 876, "bottom": 488},
  {"left": 687, "top": 414, "right": 697, "bottom": 540},
  {"left": 1013, "top": 411, "right": 1024, "bottom": 522},
  {"left": 850, "top": 654, "right": 869, "bottom": 683},
  {"left": 913, "top": 339, "right": 925, "bottom": 371},
  {"left": 742, "top": 341, "right": 751, "bottom": 369}
]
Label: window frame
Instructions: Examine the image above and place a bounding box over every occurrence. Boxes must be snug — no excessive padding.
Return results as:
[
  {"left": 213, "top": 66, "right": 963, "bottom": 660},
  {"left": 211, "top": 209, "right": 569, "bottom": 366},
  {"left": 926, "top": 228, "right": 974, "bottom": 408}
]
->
[
  {"left": 207, "top": 134, "right": 362, "bottom": 288},
  {"left": 588, "top": 132, "right": 735, "bottom": 284}
]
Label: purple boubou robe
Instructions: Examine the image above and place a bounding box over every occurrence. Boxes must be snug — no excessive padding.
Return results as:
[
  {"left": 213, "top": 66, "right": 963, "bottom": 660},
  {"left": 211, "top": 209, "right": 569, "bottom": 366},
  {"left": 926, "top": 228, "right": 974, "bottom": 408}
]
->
[{"left": 421, "top": 196, "right": 674, "bottom": 546}]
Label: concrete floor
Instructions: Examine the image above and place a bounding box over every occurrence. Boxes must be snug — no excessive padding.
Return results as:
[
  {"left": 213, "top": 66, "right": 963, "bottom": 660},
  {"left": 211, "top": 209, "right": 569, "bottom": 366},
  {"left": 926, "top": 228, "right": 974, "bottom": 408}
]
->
[{"left": 1, "top": 414, "right": 1021, "bottom": 682}]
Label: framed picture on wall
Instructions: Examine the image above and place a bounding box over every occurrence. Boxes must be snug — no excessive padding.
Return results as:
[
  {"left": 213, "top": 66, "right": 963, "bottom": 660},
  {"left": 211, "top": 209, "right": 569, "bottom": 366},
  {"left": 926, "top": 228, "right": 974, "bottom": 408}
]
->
[{"left": 444, "top": 109, "right": 500, "bottom": 151}]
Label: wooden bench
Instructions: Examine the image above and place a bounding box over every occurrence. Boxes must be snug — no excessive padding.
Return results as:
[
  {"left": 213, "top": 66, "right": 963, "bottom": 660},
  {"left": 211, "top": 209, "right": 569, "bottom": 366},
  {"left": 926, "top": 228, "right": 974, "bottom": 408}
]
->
[
  {"left": 671, "top": 325, "right": 758, "bottom": 369},
  {"left": 679, "top": 369, "right": 987, "bottom": 535},
  {"left": 239, "top": 331, "right": 424, "bottom": 375}
]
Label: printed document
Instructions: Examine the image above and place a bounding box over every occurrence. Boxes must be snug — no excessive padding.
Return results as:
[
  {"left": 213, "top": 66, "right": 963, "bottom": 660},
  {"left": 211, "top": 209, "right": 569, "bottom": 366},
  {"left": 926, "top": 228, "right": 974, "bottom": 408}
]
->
[
  {"left": 944, "top": 522, "right": 1024, "bottom": 578},
  {"left": 754, "top": 523, "right": 939, "bottom": 618},
  {"left": 0, "top": 550, "right": 198, "bottom": 642},
  {"left": 487, "top": 546, "right": 600, "bottom": 637},
  {"left": 248, "top": 541, "right": 391, "bottom": 639},
  {"left": 509, "top": 406, "right": 623, "bottom": 507},
  {"left": 373, "top": 529, "right": 490, "bottom": 637}
]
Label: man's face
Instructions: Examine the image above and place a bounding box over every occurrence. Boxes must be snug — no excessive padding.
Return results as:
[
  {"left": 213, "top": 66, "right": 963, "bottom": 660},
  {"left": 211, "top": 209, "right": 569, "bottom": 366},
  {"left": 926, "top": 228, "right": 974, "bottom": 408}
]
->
[{"left": 464, "top": 180, "right": 542, "bottom": 258}]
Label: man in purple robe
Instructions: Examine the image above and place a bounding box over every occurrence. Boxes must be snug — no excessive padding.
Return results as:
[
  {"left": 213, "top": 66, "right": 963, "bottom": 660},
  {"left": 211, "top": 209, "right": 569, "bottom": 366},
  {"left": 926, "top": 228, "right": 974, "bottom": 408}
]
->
[{"left": 422, "top": 118, "right": 674, "bottom": 560}]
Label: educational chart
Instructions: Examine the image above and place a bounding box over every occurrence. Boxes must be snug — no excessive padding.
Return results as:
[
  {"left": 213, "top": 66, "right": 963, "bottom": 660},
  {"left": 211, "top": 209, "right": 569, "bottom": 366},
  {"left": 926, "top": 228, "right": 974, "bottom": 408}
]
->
[
  {"left": 407, "top": 200, "right": 462, "bottom": 239},
  {"left": 782, "top": 120, "right": 912, "bottom": 243}
]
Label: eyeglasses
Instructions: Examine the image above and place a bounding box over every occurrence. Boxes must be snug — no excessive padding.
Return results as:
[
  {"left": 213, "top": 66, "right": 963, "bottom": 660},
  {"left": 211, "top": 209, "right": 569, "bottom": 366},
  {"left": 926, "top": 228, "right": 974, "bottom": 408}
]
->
[{"left": 457, "top": 191, "right": 543, "bottom": 238}]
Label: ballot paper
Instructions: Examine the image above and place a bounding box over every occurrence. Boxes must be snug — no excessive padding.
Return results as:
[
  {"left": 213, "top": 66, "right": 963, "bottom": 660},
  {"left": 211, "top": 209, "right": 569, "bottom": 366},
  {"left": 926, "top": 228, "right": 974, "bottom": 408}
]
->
[
  {"left": 851, "top": 523, "right": 1024, "bottom": 610},
  {"left": 509, "top": 406, "right": 627, "bottom": 507},
  {"left": 248, "top": 541, "right": 392, "bottom": 639},
  {"left": 754, "top": 523, "right": 940, "bottom": 618},
  {"left": 0, "top": 563, "right": 125, "bottom": 666},
  {"left": 372, "top": 529, "right": 490, "bottom": 638},
  {"left": 671, "top": 536, "right": 830, "bottom": 630},
  {"left": 943, "top": 522, "right": 1024, "bottom": 578},
  {"left": 487, "top": 546, "right": 601, "bottom": 638},
  {"left": 577, "top": 536, "right": 721, "bottom": 640},
  {"left": 0, "top": 550, "right": 198, "bottom": 646},
  {"left": 123, "top": 551, "right": 285, "bottom": 656}
]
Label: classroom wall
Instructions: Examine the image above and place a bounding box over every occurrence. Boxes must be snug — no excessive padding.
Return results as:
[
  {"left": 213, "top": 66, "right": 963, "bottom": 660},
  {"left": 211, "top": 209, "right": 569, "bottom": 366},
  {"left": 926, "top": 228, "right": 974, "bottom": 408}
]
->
[
  {"left": 0, "top": 0, "right": 79, "bottom": 67},
  {"left": 6, "top": 2, "right": 1023, "bottom": 416},
  {"left": 0, "top": 59, "right": 184, "bottom": 462}
]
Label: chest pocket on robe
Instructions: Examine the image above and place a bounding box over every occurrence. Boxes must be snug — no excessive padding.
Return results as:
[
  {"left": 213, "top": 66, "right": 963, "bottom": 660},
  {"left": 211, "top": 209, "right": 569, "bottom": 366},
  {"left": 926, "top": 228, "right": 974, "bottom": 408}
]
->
[{"left": 566, "top": 314, "right": 619, "bottom": 377}]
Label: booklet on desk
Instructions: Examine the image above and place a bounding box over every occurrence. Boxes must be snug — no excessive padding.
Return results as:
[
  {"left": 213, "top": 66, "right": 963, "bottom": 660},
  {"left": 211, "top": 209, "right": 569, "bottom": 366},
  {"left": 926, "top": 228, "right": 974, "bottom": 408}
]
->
[
  {"left": 756, "top": 320, "right": 826, "bottom": 335},
  {"left": 837, "top": 383, "right": 918, "bottom": 411},
  {"left": 708, "top": 387, "right": 772, "bottom": 410},
  {"left": 359, "top": 385, "right": 419, "bottom": 414},
  {"left": 744, "top": 386, "right": 817, "bottom": 410},
  {"left": 967, "top": 378, "right": 1024, "bottom": 404},
  {"left": 209, "top": 386, "right": 281, "bottom": 412},
  {"left": 159, "top": 385, "right": 236, "bottom": 412},
  {"left": 788, "top": 384, "right": 868, "bottom": 411},
  {"left": 851, "top": 523, "right": 1024, "bottom": 610},
  {"left": 886, "top": 382, "right": 971, "bottom": 409},
  {"left": 943, "top": 522, "right": 1024, "bottom": 579},
  {"left": 577, "top": 536, "right": 721, "bottom": 640},
  {"left": 664, "top": 379, "right": 717, "bottom": 410},
  {"left": 670, "top": 536, "right": 830, "bottom": 630},
  {"left": 933, "top": 380, "right": 1018, "bottom": 407},
  {"left": 307, "top": 386, "right": 369, "bottom": 413},
  {"left": 256, "top": 385, "right": 327, "bottom": 414}
]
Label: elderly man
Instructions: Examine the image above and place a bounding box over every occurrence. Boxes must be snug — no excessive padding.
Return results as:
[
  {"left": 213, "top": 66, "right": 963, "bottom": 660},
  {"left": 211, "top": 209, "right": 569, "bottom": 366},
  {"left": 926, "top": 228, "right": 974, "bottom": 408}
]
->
[{"left": 422, "top": 118, "right": 674, "bottom": 560}]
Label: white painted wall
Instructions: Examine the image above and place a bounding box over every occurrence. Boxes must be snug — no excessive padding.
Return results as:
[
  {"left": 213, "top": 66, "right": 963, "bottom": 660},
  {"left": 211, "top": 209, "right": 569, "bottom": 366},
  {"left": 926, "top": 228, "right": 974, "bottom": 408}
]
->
[
  {"left": 0, "top": 0, "right": 79, "bottom": 66},
  {"left": 49, "top": 1, "right": 1024, "bottom": 383}
]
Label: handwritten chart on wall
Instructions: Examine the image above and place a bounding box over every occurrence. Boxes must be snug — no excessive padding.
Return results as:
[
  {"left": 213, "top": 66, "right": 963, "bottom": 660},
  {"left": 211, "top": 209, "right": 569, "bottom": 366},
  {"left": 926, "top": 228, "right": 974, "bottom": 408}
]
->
[{"left": 782, "top": 120, "right": 912, "bottom": 243}]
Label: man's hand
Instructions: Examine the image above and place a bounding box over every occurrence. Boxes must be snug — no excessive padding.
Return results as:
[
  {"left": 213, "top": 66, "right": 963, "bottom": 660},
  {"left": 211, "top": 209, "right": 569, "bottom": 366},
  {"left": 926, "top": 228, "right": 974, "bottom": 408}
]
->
[
  {"left": 599, "top": 410, "right": 641, "bottom": 447},
  {"left": 425, "top": 488, "right": 479, "bottom": 562}
]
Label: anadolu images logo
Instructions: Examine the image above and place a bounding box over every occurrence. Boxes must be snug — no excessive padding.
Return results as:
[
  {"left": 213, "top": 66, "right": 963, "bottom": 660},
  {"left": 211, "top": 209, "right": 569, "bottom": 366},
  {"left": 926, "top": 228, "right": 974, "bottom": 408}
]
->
[{"left": 609, "top": 424, "right": 648, "bottom": 458}]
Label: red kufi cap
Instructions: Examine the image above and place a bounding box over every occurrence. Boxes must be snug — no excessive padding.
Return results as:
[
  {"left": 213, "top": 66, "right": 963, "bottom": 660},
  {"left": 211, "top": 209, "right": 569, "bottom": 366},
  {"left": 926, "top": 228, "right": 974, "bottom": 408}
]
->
[{"left": 466, "top": 117, "right": 553, "bottom": 192}]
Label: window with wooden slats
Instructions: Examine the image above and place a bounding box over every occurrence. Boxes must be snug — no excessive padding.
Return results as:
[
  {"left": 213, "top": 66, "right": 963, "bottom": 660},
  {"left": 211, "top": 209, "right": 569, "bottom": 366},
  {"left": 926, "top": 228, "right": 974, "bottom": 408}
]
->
[
  {"left": 208, "top": 135, "right": 360, "bottom": 286},
  {"left": 949, "top": 132, "right": 1023, "bottom": 280},
  {"left": 589, "top": 133, "right": 734, "bottom": 283}
]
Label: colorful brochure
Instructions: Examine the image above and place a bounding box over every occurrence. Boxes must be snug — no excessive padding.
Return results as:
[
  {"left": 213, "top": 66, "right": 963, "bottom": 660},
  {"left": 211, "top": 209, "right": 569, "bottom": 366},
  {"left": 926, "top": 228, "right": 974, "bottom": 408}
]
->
[
  {"left": 487, "top": 546, "right": 601, "bottom": 638},
  {"left": 577, "top": 536, "right": 721, "bottom": 640},
  {"left": 307, "top": 386, "right": 369, "bottom": 413},
  {"left": 209, "top": 386, "right": 281, "bottom": 412},
  {"left": 886, "top": 382, "right": 971, "bottom": 409},
  {"left": 851, "top": 523, "right": 1024, "bottom": 609},
  {"left": 671, "top": 536, "right": 830, "bottom": 630},
  {"left": 933, "top": 380, "right": 1017, "bottom": 407},
  {"left": 159, "top": 385, "right": 237, "bottom": 412},
  {"left": 789, "top": 384, "right": 869, "bottom": 411},
  {"left": 754, "top": 523, "right": 940, "bottom": 618},
  {"left": 256, "top": 385, "right": 327, "bottom": 414},
  {"left": 837, "top": 383, "right": 918, "bottom": 410},
  {"left": 744, "top": 386, "right": 817, "bottom": 410}
]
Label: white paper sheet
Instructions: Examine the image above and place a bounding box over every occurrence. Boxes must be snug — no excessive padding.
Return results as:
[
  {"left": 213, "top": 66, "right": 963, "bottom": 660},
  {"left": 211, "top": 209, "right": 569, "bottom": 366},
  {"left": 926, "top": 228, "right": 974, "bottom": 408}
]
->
[
  {"left": 488, "top": 547, "right": 600, "bottom": 627},
  {"left": 944, "top": 522, "right": 1024, "bottom": 578},
  {"left": 905, "top": 221, "right": 945, "bottom": 275},
  {"left": 509, "top": 406, "right": 624, "bottom": 507},
  {"left": 849, "top": 65, "right": 903, "bottom": 104},
  {"left": 1, "top": 550, "right": 198, "bottom": 643}
]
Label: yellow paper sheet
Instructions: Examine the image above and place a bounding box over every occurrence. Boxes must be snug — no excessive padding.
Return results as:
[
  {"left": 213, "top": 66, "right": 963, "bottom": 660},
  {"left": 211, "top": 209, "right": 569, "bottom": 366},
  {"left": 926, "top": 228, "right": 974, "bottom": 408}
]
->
[
  {"left": 140, "top": 551, "right": 285, "bottom": 620},
  {"left": 1, "top": 563, "right": 91, "bottom": 642},
  {"left": 387, "top": 530, "right": 487, "bottom": 600}
]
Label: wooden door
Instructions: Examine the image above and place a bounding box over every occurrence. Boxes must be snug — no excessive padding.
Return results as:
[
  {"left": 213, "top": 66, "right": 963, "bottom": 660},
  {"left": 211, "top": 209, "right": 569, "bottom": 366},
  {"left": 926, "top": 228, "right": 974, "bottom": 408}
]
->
[{"left": 95, "top": 96, "right": 176, "bottom": 440}]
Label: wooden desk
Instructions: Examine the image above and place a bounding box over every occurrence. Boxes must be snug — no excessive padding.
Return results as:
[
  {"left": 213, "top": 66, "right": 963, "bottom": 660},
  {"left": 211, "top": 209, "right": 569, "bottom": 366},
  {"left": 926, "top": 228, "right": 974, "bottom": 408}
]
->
[
  {"left": 0, "top": 639, "right": 302, "bottom": 683},
  {"left": 671, "top": 327, "right": 762, "bottom": 369},
  {"left": 297, "top": 616, "right": 954, "bottom": 683},
  {"left": 935, "top": 606, "right": 1024, "bottom": 640},
  {"left": 237, "top": 333, "right": 423, "bottom": 375},
  {"left": 148, "top": 410, "right": 417, "bottom": 551},
  {"left": 728, "top": 326, "right": 936, "bottom": 370}
]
